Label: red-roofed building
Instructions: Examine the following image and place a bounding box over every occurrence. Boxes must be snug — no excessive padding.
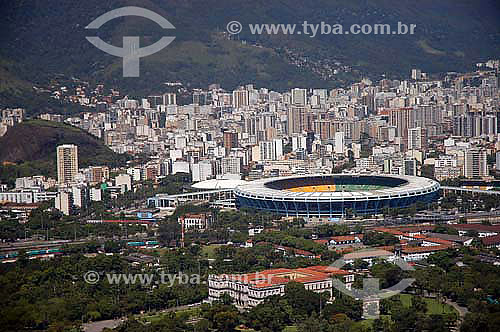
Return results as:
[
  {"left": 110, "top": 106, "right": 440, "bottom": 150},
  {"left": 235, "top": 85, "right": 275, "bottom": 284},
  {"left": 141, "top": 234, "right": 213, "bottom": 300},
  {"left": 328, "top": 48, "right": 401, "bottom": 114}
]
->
[
  {"left": 412, "top": 234, "right": 427, "bottom": 239},
  {"left": 256, "top": 242, "right": 321, "bottom": 259},
  {"left": 421, "top": 237, "right": 454, "bottom": 247},
  {"left": 396, "top": 226, "right": 434, "bottom": 235},
  {"left": 207, "top": 265, "right": 353, "bottom": 309},
  {"left": 401, "top": 245, "right": 450, "bottom": 261},
  {"left": 373, "top": 227, "right": 405, "bottom": 239},
  {"left": 329, "top": 234, "right": 364, "bottom": 246},
  {"left": 274, "top": 245, "right": 320, "bottom": 259},
  {"left": 314, "top": 239, "right": 329, "bottom": 246},
  {"left": 481, "top": 234, "right": 500, "bottom": 249},
  {"left": 450, "top": 224, "right": 500, "bottom": 237}
]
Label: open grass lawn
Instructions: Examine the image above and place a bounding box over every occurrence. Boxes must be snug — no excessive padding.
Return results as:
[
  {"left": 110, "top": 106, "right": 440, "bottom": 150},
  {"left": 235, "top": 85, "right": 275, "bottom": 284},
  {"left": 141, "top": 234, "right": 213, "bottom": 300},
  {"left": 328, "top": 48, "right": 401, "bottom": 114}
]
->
[
  {"left": 354, "top": 319, "right": 375, "bottom": 329},
  {"left": 140, "top": 307, "right": 201, "bottom": 323},
  {"left": 282, "top": 326, "right": 298, "bottom": 332},
  {"left": 352, "top": 315, "right": 391, "bottom": 330},
  {"left": 235, "top": 327, "right": 258, "bottom": 332},
  {"left": 141, "top": 313, "right": 165, "bottom": 324},
  {"left": 201, "top": 244, "right": 224, "bottom": 259},
  {"left": 399, "top": 294, "right": 456, "bottom": 315}
]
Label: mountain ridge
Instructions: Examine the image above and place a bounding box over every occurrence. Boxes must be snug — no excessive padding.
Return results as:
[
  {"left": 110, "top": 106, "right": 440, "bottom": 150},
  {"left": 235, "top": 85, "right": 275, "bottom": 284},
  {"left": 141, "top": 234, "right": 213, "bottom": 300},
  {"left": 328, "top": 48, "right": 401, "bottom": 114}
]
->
[{"left": 0, "top": 0, "right": 498, "bottom": 109}]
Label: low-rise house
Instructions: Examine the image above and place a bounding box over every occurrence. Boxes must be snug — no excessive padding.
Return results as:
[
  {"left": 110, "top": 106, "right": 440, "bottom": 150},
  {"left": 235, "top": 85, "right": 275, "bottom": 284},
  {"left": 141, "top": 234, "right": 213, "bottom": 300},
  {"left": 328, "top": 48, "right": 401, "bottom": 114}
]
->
[
  {"left": 122, "top": 253, "right": 159, "bottom": 267},
  {"left": 256, "top": 242, "right": 321, "bottom": 259},
  {"left": 248, "top": 227, "right": 264, "bottom": 236},
  {"left": 481, "top": 235, "right": 500, "bottom": 249},
  {"left": 450, "top": 224, "right": 500, "bottom": 238},
  {"left": 329, "top": 234, "right": 364, "bottom": 246},
  {"left": 372, "top": 227, "right": 405, "bottom": 240},
  {"left": 421, "top": 237, "right": 454, "bottom": 247},
  {"left": 274, "top": 245, "right": 320, "bottom": 259},
  {"left": 343, "top": 249, "right": 396, "bottom": 266},
  {"left": 178, "top": 212, "right": 213, "bottom": 231},
  {"left": 400, "top": 245, "right": 451, "bottom": 262},
  {"left": 424, "top": 232, "right": 473, "bottom": 246}
]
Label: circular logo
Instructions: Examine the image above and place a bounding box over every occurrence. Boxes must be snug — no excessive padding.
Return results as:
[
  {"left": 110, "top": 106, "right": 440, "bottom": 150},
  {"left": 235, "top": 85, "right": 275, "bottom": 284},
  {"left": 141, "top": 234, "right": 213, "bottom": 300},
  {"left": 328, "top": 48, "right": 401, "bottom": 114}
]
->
[
  {"left": 226, "top": 21, "right": 243, "bottom": 35},
  {"left": 84, "top": 270, "right": 100, "bottom": 284}
]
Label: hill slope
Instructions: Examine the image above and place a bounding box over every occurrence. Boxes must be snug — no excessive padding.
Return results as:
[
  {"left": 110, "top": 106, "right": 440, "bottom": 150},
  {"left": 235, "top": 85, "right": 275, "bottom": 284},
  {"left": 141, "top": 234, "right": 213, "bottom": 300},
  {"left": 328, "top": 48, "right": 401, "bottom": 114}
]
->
[{"left": 0, "top": 120, "right": 128, "bottom": 183}]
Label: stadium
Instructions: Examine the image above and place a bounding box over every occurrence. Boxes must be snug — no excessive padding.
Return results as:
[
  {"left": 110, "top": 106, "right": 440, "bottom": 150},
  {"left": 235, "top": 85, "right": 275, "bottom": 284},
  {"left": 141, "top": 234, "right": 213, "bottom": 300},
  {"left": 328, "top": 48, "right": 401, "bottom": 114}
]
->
[{"left": 234, "top": 174, "right": 440, "bottom": 217}]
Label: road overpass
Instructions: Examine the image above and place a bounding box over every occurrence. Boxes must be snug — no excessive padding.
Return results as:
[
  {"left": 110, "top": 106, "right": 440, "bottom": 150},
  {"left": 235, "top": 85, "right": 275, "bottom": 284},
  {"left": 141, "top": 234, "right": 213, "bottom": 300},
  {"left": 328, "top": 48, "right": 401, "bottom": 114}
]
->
[{"left": 441, "top": 186, "right": 500, "bottom": 195}]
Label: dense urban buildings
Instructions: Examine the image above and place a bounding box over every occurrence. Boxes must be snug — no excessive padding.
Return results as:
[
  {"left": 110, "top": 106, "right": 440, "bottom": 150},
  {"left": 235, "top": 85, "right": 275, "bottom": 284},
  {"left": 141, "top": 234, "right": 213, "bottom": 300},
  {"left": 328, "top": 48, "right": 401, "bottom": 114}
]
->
[
  {"left": 1, "top": 2, "right": 499, "bottom": 331},
  {"left": 1, "top": 63, "right": 499, "bottom": 219}
]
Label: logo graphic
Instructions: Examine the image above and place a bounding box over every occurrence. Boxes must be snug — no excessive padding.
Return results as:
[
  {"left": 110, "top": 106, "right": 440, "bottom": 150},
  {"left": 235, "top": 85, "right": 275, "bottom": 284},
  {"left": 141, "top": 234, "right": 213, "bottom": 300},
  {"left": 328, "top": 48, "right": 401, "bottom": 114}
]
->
[
  {"left": 83, "top": 270, "right": 100, "bottom": 284},
  {"left": 85, "top": 6, "right": 175, "bottom": 77},
  {"left": 226, "top": 21, "right": 243, "bottom": 35},
  {"left": 330, "top": 249, "right": 415, "bottom": 319}
]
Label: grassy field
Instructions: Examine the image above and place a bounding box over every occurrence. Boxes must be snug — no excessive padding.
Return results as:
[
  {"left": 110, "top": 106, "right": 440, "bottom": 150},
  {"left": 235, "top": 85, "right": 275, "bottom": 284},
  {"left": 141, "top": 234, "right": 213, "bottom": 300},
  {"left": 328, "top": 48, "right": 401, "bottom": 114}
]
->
[
  {"left": 235, "top": 327, "right": 258, "bottom": 332},
  {"left": 201, "top": 244, "right": 224, "bottom": 259},
  {"left": 140, "top": 307, "right": 201, "bottom": 324},
  {"left": 399, "top": 294, "right": 456, "bottom": 315},
  {"left": 282, "top": 326, "right": 298, "bottom": 332}
]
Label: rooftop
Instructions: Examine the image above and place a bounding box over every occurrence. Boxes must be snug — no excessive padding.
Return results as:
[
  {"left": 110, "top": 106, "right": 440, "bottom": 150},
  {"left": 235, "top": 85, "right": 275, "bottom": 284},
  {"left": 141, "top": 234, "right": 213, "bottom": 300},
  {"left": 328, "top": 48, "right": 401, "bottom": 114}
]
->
[
  {"left": 235, "top": 174, "right": 440, "bottom": 200},
  {"left": 192, "top": 178, "right": 248, "bottom": 190},
  {"left": 401, "top": 245, "right": 451, "bottom": 254},
  {"left": 215, "top": 265, "right": 350, "bottom": 289},
  {"left": 481, "top": 234, "right": 500, "bottom": 246}
]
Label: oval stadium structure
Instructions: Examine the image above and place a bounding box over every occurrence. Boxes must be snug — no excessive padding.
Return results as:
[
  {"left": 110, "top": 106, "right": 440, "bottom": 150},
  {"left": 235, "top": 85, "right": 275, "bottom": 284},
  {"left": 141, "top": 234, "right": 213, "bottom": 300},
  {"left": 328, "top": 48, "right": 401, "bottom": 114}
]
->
[{"left": 234, "top": 174, "right": 440, "bottom": 217}]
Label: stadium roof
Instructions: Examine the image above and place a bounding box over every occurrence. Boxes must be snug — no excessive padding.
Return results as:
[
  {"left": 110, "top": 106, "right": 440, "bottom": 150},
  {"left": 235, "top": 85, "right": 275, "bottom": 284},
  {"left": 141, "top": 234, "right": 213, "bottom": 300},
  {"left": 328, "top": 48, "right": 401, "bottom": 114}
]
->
[
  {"left": 235, "top": 174, "right": 440, "bottom": 201},
  {"left": 192, "top": 178, "right": 248, "bottom": 190}
]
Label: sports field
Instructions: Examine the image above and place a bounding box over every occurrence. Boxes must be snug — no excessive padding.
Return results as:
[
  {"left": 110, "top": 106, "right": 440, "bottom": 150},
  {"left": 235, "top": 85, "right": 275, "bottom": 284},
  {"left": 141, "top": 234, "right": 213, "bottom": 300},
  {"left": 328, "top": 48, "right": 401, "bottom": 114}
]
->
[{"left": 287, "top": 184, "right": 390, "bottom": 192}]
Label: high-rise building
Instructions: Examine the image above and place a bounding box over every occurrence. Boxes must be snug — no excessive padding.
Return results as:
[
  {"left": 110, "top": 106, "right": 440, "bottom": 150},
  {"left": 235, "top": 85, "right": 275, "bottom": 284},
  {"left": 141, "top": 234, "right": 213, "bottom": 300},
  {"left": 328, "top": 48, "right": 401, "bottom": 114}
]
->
[
  {"left": 232, "top": 89, "right": 249, "bottom": 108},
  {"left": 145, "top": 165, "right": 158, "bottom": 181},
  {"left": 453, "top": 113, "right": 497, "bottom": 137},
  {"left": 404, "top": 158, "right": 417, "bottom": 176},
  {"left": 464, "top": 149, "right": 487, "bottom": 178},
  {"left": 291, "top": 88, "right": 307, "bottom": 106},
  {"left": 71, "top": 186, "right": 88, "bottom": 209},
  {"left": 57, "top": 145, "right": 78, "bottom": 185},
  {"left": 162, "top": 93, "right": 177, "bottom": 105},
  {"left": 388, "top": 107, "right": 416, "bottom": 139},
  {"left": 90, "top": 166, "right": 109, "bottom": 184},
  {"left": 259, "top": 139, "right": 283, "bottom": 161},
  {"left": 434, "top": 156, "right": 460, "bottom": 181},
  {"left": 314, "top": 120, "right": 333, "bottom": 140},
  {"left": 291, "top": 135, "right": 307, "bottom": 152},
  {"left": 55, "top": 191, "right": 72, "bottom": 215},
  {"left": 287, "top": 106, "right": 305, "bottom": 134},
  {"left": 90, "top": 188, "right": 102, "bottom": 202},
  {"left": 192, "top": 160, "right": 213, "bottom": 182},
  {"left": 306, "top": 132, "right": 315, "bottom": 154},
  {"left": 221, "top": 157, "right": 241, "bottom": 175},
  {"left": 223, "top": 131, "right": 239, "bottom": 153},
  {"left": 411, "top": 68, "right": 422, "bottom": 80},
  {"left": 115, "top": 173, "right": 133, "bottom": 193},
  {"left": 175, "top": 136, "right": 187, "bottom": 149},
  {"left": 408, "top": 127, "right": 423, "bottom": 150},
  {"left": 334, "top": 132, "right": 345, "bottom": 154}
]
